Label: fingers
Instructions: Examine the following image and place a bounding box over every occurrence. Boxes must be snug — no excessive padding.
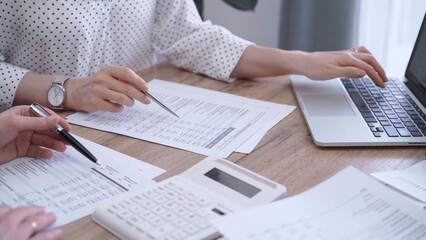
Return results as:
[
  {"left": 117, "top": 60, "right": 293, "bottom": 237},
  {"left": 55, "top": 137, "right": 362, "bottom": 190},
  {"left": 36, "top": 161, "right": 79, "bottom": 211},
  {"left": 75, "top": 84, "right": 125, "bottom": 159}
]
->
[
  {"left": 26, "top": 146, "right": 54, "bottom": 159},
  {"left": 25, "top": 212, "right": 57, "bottom": 235},
  {"left": 0, "top": 205, "right": 61, "bottom": 240},
  {"left": 8, "top": 105, "right": 70, "bottom": 133},
  {"left": 10, "top": 114, "right": 58, "bottom": 132},
  {"left": 67, "top": 66, "right": 151, "bottom": 112},
  {"left": 336, "top": 66, "right": 366, "bottom": 79},
  {"left": 4, "top": 205, "right": 45, "bottom": 226},
  {"left": 350, "top": 46, "right": 387, "bottom": 87},
  {"left": 31, "top": 133, "right": 68, "bottom": 152},
  {"left": 108, "top": 66, "right": 148, "bottom": 93},
  {"left": 44, "top": 108, "right": 72, "bottom": 132},
  {"left": 353, "top": 52, "right": 387, "bottom": 83},
  {"left": 31, "top": 229, "right": 63, "bottom": 240},
  {"left": 101, "top": 66, "right": 150, "bottom": 104},
  {"left": 87, "top": 96, "right": 125, "bottom": 113},
  {"left": 0, "top": 204, "right": 13, "bottom": 216},
  {"left": 347, "top": 55, "right": 385, "bottom": 87}
]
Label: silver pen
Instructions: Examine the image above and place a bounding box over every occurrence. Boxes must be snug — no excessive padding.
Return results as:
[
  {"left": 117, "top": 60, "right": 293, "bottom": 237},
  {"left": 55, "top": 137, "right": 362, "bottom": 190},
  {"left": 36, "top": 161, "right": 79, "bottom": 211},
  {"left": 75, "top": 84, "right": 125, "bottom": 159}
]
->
[{"left": 146, "top": 91, "right": 180, "bottom": 118}]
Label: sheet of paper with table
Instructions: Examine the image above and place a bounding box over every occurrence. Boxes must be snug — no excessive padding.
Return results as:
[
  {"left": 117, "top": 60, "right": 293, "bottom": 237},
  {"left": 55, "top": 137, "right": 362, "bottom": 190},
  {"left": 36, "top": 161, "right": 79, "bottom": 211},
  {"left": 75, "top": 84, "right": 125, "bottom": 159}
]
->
[
  {"left": 372, "top": 160, "right": 426, "bottom": 206},
  {"left": 212, "top": 166, "right": 426, "bottom": 240},
  {"left": 0, "top": 135, "right": 165, "bottom": 229},
  {"left": 67, "top": 79, "right": 296, "bottom": 157}
]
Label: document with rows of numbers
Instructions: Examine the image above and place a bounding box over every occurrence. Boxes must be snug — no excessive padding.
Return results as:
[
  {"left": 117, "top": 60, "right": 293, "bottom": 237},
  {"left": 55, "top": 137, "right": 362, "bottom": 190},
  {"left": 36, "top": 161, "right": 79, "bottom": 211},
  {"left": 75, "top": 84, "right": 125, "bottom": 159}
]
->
[
  {"left": 67, "top": 79, "right": 295, "bottom": 158},
  {"left": 212, "top": 167, "right": 426, "bottom": 240},
  {"left": 0, "top": 135, "right": 165, "bottom": 229}
]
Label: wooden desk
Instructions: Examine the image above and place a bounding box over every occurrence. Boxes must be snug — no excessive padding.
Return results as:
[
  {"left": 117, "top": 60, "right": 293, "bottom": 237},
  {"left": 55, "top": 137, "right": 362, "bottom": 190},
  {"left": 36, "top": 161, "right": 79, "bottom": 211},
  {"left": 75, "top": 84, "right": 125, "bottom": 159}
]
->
[{"left": 60, "top": 62, "right": 425, "bottom": 239}]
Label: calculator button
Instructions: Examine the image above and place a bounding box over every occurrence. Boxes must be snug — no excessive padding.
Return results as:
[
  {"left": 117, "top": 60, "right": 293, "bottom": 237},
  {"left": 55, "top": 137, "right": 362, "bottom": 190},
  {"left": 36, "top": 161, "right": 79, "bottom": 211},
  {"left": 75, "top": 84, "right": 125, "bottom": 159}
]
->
[
  {"left": 157, "top": 236, "right": 174, "bottom": 240},
  {"left": 194, "top": 220, "right": 210, "bottom": 229},
  {"left": 139, "top": 210, "right": 155, "bottom": 220},
  {"left": 151, "top": 205, "right": 167, "bottom": 215},
  {"left": 164, "top": 200, "right": 178, "bottom": 209},
  {"left": 150, "top": 215, "right": 166, "bottom": 226},
  {"left": 142, "top": 190, "right": 157, "bottom": 198},
  {"left": 175, "top": 196, "right": 187, "bottom": 205},
  {"left": 147, "top": 223, "right": 175, "bottom": 238},
  {"left": 126, "top": 215, "right": 142, "bottom": 226},
  {"left": 184, "top": 202, "right": 199, "bottom": 211},
  {"left": 107, "top": 204, "right": 120, "bottom": 214},
  {"left": 182, "top": 224, "right": 199, "bottom": 235},
  {"left": 161, "top": 211, "right": 177, "bottom": 222},
  {"left": 171, "top": 217, "right": 188, "bottom": 228},
  {"left": 136, "top": 221, "right": 154, "bottom": 233},
  {"left": 171, "top": 229, "right": 187, "bottom": 240},
  {"left": 153, "top": 195, "right": 168, "bottom": 204},
  {"left": 183, "top": 213, "right": 199, "bottom": 222},
  {"left": 116, "top": 209, "right": 130, "bottom": 219},
  {"left": 173, "top": 207, "right": 189, "bottom": 216},
  {"left": 164, "top": 190, "right": 177, "bottom": 198},
  {"left": 129, "top": 204, "right": 144, "bottom": 214},
  {"left": 140, "top": 199, "right": 156, "bottom": 208},
  {"left": 194, "top": 197, "right": 209, "bottom": 207}
]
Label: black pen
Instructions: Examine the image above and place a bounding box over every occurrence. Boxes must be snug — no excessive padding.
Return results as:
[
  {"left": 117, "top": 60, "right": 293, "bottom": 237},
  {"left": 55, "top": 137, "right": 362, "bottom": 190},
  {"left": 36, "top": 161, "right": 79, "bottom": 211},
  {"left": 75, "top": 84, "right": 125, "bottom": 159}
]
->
[{"left": 30, "top": 103, "right": 101, "bottom": 165}]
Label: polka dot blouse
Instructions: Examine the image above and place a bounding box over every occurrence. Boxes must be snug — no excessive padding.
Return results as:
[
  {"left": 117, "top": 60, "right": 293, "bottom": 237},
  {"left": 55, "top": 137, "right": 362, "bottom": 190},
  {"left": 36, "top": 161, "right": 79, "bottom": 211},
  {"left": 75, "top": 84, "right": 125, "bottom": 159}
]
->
[{"left": 0, "top": 0, "right": 252, "bottom": 111}]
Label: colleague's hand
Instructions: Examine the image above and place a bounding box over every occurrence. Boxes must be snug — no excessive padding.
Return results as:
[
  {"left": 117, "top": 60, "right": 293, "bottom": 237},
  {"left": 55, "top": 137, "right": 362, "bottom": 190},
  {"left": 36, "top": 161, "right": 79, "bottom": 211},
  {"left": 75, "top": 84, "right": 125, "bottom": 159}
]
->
[
  {"left": 0, "top": 204, "right": 62, "bottom": 240},
  {"left": 300, "top": 46, "right": 387, "bottom": 87},
  {"left": 65, "top": 66, "right": 151, "bottom": 112},
  {"left": 0, "top": 105, "right": 70, "bottom": 164}
]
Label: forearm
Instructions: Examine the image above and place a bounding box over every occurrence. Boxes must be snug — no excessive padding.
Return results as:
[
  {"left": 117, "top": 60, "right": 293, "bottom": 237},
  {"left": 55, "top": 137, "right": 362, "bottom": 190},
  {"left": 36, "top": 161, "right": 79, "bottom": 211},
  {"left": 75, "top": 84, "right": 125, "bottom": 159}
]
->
[
  {"left": 230, "top": 44, "right": 307, "bottom": 78},
  {"left": 13, "top": 72, "right": 57, "bottom": 107}
]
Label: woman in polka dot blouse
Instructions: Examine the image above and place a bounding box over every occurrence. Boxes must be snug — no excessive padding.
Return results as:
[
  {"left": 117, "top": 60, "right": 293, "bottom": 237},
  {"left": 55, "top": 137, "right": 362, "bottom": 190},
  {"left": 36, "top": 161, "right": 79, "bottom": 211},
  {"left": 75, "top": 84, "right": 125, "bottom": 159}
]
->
[{"left": 0, "top": 0, "right": 386, "bottom": 113}]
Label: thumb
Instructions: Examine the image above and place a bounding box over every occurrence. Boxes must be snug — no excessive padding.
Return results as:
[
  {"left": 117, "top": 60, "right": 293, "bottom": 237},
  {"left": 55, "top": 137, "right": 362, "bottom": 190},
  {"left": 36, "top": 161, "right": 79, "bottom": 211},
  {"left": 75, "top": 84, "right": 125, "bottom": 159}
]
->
[{"left": 13, "top": 115, "right": 59, "bottom": 132}]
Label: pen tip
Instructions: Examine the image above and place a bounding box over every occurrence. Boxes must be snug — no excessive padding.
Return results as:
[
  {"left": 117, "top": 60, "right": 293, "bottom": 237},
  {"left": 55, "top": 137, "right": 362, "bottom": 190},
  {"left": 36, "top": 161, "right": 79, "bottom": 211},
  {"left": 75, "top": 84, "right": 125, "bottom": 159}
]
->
[{"left": 96, "top": 161, "right": 101, "bottom": 166}]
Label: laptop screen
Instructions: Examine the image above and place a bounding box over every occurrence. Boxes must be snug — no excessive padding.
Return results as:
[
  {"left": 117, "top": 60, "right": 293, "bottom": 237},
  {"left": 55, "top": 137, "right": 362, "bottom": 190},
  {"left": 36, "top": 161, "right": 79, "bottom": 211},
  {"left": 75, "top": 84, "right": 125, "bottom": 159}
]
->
[{"left": 405, "top": 13, "right": 426, "bottom": 106}]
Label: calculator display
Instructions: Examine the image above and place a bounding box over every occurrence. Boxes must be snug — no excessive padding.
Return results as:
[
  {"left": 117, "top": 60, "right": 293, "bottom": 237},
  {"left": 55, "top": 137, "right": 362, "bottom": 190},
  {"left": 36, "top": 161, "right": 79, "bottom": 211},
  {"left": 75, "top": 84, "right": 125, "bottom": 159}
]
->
[{"left": 204, "top": 168, "right": 260, "bottom": 198}]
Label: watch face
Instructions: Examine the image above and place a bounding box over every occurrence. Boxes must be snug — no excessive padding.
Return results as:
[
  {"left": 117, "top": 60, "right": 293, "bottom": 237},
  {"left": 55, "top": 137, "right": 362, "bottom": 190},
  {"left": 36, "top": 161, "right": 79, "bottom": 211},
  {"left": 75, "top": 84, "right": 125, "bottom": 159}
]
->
[{"left": 47, "top": 85, "right": 65, "bottom": 107}]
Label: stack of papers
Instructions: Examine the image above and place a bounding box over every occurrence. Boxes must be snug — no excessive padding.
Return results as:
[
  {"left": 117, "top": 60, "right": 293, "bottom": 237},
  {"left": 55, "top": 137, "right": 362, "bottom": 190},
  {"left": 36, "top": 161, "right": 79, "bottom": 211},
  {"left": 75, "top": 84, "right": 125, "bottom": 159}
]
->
[
  {"left": 67, "top": 79, "right": 296, "bottom": 158},
  {"left": 212, "top": 167, "right": 426, "bottom": 240},
  {"left": 372, "top": 160, "right": 426, "bottom": 206},
  {"left": 0, "top": 136, "right": 165, "bottom": 229}
]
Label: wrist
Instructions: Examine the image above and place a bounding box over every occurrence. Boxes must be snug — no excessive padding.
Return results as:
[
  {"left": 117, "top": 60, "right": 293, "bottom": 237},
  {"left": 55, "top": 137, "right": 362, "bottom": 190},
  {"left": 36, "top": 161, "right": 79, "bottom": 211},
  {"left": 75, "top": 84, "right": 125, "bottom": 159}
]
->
[
  {"left": 285, "top": 50, "right": 310, "bottom": 76},
  {"left": 63, "top": 77, "right": 77, "bottom": 110}
]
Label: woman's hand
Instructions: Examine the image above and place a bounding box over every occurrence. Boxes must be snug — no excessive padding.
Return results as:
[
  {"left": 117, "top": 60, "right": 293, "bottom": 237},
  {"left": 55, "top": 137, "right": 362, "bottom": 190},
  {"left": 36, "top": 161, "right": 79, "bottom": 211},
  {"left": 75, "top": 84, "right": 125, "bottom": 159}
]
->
[
  {"left": 298, "top": 46, "right": 387, "bottom": 87},
  {"left": 0, "top": 105, "right": 70, "bottom": 164},
  {"left": 0, "top": 204, "right": 62, "bottom": 240},
  {"left": 66, "top": 66, "right": 151, "bottom": 112}
]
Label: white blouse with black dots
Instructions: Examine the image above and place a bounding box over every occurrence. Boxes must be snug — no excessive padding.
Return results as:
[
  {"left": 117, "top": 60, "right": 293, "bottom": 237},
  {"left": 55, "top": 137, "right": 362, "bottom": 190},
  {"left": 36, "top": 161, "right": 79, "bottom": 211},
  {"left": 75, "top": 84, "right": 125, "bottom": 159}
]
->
[{"left": 0, "top": 0, "right": 252, "bottom": 111}]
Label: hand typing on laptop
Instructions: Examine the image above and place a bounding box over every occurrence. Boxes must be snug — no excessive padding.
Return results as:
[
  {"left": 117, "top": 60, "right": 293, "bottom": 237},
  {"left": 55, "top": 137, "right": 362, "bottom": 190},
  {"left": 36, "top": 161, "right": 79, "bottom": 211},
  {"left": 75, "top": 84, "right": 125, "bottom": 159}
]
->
[
  {"left": 292, "top": 46, "right": 388, "bottom": 88},
  {"left": 292, "top": 13, "right": 426, "bottom": 146}
]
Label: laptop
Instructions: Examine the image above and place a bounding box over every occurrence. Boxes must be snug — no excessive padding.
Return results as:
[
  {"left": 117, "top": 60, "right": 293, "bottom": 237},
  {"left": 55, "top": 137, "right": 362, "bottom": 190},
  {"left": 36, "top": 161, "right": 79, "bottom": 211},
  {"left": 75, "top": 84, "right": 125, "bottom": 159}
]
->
[{"left": 291, "top": 13, "right": 426, "bottom": 146}]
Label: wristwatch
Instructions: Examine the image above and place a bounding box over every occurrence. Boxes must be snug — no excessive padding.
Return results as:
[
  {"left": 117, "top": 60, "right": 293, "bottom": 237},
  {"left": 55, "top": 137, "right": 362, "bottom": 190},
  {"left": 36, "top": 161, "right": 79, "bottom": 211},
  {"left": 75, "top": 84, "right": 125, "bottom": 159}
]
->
[{"left": 47, "top": 76, "right": 70, "bottom": 110}]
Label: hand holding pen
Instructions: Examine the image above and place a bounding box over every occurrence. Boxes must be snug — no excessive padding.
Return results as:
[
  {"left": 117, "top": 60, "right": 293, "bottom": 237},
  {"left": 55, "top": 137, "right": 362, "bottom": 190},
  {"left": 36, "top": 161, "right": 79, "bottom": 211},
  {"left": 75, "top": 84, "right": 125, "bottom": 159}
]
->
[
  {"left": 0, "top": 105, "right": 71, "bottom": 164},
  {"left": 30, "top": 103, "right": 101, "bottom": 165}
]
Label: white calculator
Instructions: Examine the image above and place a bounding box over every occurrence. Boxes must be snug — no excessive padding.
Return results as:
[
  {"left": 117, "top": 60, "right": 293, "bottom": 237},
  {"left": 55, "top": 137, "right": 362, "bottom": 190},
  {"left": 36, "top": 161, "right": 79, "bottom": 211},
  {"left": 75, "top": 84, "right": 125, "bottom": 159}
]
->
[{"left": 92, "top": 156, "right": 286, "bottom": 240}]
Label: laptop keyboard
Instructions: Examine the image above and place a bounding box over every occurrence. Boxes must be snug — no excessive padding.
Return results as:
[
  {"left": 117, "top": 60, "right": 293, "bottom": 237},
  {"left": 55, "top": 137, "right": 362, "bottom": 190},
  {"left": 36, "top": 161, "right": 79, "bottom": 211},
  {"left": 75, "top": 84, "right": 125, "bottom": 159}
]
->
[{"left": 341, "top": 77, "right": 426, "bottom": 138}]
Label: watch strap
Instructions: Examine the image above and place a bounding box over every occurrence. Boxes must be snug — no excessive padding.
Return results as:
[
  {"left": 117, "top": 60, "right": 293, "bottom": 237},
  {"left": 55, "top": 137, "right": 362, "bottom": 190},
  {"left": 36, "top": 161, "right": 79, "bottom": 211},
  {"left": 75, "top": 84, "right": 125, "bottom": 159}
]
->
[{"left": 53, "top": 75, "right": 70, "bottom": 86}]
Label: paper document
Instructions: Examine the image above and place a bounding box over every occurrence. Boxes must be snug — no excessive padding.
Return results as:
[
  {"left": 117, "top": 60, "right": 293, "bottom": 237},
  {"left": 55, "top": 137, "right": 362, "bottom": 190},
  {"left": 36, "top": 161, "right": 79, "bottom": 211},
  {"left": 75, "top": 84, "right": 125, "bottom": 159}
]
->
[
  {"left": 372, "top": 160, "right": 426, "bottom": 204},
  {"left": 67, "top": 79, "right": 295, "bottom": 157},
  {"left": 212, "top": 167, "right": 426, "bottom": 240},
  {"left": 0, "top": 135, "right": 165, "bottom": 228}
]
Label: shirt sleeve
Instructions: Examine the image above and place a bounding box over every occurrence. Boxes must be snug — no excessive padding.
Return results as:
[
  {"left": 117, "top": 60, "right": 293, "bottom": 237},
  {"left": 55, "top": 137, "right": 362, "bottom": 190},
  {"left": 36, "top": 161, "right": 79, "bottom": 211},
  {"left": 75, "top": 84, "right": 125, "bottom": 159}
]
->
[
  {"left": 152, "top": 0, "right": 252, "bottom": 82},
  {"left": 0, "top": 55, "right": 29, "bottom": 112}
]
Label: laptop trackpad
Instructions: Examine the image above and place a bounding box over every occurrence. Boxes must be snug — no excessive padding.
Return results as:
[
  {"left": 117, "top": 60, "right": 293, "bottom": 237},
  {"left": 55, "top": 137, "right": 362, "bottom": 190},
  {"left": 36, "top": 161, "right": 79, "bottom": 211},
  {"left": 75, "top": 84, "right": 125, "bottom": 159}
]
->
[{"left": 301, "top": 94, "right": 355, "bottom": 116}]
